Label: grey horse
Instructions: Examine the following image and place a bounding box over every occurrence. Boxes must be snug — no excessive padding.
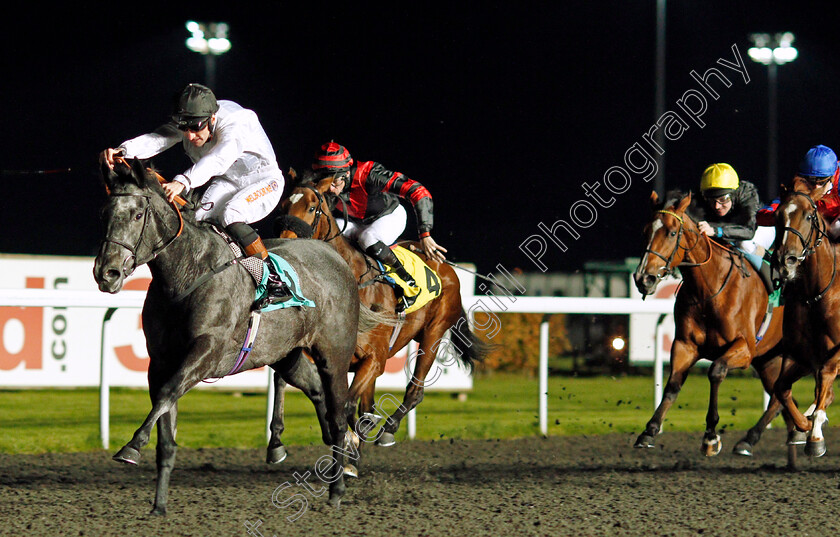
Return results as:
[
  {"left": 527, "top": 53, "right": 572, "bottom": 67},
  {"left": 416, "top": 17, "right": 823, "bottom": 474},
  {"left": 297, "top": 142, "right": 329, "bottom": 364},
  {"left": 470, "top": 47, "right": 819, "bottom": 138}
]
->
[{"left": 94, "top": 158, "right": 375, "bottom": 515}]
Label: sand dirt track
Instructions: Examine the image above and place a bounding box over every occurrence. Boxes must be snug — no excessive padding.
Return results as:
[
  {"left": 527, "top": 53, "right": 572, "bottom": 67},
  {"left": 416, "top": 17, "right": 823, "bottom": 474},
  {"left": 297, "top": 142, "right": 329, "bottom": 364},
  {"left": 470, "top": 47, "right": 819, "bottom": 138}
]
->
[{"left": 1, "top": 429, "right": 839, "bottom": 537}]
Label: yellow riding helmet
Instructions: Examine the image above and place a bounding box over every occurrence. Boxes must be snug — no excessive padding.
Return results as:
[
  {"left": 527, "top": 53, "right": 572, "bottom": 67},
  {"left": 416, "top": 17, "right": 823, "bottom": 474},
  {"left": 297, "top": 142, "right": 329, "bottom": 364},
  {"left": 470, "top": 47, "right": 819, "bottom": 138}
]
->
[{"left": 700, "top": 163, "right": 739, "bottom": 198}]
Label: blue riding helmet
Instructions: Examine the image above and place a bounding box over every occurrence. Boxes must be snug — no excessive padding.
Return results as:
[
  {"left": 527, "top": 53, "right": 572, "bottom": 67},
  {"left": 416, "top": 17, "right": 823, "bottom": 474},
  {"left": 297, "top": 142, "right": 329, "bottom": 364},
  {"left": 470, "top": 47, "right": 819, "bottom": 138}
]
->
[{"left": 799, "top": 144, "right": 839, "bottom": 178}]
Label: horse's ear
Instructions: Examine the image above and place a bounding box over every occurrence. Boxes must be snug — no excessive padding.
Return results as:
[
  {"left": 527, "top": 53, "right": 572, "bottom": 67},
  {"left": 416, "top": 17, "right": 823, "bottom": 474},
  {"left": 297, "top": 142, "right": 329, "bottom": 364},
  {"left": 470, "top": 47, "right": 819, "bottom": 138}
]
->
[
  {"left": 287, "top": 167, "right": 298, "bottom": 184},
  {"left": 677, "top": 192, "right": 692, "bottom": 213},
  {"left": 127, "top": 158, "right": 149, "bottom": 188},
  {"left": 315, "top": 176, "right": 333, "bottom": 193},
  {"left": 99, "top": 155, "right": 117, "bottom": 193},
  {"left": 650, "top": 191, "right": 659, "bottom": 206}
]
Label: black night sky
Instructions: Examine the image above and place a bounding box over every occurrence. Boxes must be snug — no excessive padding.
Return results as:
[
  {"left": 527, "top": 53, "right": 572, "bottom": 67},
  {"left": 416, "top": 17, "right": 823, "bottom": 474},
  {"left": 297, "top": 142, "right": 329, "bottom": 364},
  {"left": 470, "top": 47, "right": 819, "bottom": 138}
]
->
[{"left": 3, "top": 2, "right": 840, "bottom": 276}]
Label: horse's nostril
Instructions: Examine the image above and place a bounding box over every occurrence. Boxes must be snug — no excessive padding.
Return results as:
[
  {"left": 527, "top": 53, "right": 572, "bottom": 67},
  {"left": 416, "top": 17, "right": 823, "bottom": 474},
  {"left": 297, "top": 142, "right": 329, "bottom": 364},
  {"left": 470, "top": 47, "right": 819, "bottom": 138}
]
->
[
  {"left": 106, "top": 269, "right": 121, "bottom": 281},
  {"left": 785, "top": 256, "right": 799, "bottom": 268}
]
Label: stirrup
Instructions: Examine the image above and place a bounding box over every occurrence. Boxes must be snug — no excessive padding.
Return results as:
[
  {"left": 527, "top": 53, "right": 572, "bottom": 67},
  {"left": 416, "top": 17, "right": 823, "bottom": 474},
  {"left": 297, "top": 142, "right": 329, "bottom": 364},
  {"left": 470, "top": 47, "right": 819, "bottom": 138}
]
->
[{"left": 254, "top": 265, "right": 292, "bottom": 310}]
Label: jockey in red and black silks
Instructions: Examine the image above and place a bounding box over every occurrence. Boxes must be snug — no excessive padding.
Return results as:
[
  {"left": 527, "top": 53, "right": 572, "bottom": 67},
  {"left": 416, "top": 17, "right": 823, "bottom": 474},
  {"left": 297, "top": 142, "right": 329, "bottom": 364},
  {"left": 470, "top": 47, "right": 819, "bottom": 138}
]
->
[{"left": 312, "top": 142, "right": 448, "bottom": 312}]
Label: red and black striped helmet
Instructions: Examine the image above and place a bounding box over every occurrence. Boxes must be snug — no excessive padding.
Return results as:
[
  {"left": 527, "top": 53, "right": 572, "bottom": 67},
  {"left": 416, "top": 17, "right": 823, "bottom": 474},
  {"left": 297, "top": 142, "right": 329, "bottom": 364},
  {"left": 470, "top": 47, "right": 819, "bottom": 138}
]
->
[{"left": 313, "top": 142, "right": 353, "bottom": 171}]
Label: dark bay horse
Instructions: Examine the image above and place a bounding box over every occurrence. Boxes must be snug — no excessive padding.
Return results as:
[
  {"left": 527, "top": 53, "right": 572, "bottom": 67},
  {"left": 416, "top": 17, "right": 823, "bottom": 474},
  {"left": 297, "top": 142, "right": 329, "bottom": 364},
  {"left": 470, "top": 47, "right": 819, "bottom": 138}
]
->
[
  {"left": 273, "top": 173, "right": 491, "bottom": 453},
  {"left": 771, "top": 177, "right": 840, "bottom": 457},
  {"left": 633, "top": 191, "right": 797, "bottom": 457},
  {"left": 94, "top": 158, "right": 371, "bottom": 514}
]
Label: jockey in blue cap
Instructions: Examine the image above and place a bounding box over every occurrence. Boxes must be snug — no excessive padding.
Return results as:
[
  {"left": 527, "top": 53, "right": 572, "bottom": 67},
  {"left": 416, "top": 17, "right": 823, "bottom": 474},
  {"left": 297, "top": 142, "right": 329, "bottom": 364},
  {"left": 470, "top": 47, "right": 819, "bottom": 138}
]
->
[{"left": 758, "top": 144, "right": 840, "bottom": 239}]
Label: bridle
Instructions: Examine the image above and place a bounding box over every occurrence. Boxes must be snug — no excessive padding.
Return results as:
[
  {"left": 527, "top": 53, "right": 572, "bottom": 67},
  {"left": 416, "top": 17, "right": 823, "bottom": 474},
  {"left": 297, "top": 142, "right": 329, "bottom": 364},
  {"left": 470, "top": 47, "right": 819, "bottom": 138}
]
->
[
  {"left": 287, "top": 183, "right": 348, "bottom": 242},
  {"left": 641, "top": 209, "right": 712, "bottom": 281},
  {"left": 779, "top": 190, "right": 836, "bottom": 304},
  {"left": 100, "top": 162, "right": 184, "bottom": 277}
]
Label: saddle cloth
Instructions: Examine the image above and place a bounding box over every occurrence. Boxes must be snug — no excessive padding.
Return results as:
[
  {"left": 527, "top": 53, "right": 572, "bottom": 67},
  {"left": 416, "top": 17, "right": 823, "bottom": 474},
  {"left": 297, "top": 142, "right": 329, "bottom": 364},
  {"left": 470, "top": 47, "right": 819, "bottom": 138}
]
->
[
  {"left": 255, "top": 253, "right": 316, "bottom": 312},
  {"left": 210, "top": 225, "right": 315, "bottom": 312},
  {"left": 379, "top": 246, "right": 442, "bottom": 314}
]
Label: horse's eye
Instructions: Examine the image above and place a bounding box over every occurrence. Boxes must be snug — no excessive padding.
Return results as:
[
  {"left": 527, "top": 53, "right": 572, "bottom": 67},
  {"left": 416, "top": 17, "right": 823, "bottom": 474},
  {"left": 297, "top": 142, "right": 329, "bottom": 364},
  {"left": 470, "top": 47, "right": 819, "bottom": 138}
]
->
[
  {"left": 308, "top": 206, "right": 316, "bottom": 213},
  {"left": 669, "top": 231, "right": 677, "bottom": 237},
  {"left": 134, "top": 212, "right": 143, "bottom": 221}
]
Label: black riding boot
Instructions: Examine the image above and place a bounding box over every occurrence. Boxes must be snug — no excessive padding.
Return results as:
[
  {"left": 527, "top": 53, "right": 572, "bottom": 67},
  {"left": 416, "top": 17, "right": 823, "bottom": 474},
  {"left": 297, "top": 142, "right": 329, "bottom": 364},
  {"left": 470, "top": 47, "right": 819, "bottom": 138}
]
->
[
  {"left": 227, "top": 222, "right": 290, "bottom": 307},
  {"left": 365, "top": 241, "right": 420, "bottom": 311},
  {"left": 759, "top": 262, "right": 775, "bottom": 296}
]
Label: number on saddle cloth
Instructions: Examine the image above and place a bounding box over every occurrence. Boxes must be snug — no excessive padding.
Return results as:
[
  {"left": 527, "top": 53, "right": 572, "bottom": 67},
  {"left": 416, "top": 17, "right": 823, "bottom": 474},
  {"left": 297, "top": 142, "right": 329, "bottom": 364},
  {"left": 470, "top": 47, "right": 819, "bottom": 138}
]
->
[{"left": 379, "top": 246, "right": 442, "bottom": 314}]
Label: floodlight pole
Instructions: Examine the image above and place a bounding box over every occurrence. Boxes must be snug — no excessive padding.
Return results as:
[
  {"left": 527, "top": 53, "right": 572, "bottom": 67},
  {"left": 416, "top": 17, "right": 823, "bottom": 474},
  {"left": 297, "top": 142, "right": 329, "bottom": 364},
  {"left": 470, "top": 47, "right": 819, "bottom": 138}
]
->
[
  {"left": 748, "top": 32, "right": 797, "bottom": 202},
  {"left": 185, "top": 21, "right": 231, "bottom": 89}
]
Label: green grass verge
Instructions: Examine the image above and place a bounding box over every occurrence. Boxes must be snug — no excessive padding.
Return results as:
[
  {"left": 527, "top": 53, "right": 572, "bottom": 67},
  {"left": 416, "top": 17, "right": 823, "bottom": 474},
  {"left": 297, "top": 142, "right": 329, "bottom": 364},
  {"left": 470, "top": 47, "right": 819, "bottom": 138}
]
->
[{"left": 0, "top": 372, "right": 817, "bottom": 454}]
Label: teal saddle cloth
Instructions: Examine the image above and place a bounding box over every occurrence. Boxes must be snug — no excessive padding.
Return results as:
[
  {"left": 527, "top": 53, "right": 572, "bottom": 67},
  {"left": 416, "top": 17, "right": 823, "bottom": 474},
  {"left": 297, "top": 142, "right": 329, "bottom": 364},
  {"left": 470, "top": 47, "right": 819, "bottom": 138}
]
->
[{"left": 255, "top": 253, "right": 316, "bottom": 312}]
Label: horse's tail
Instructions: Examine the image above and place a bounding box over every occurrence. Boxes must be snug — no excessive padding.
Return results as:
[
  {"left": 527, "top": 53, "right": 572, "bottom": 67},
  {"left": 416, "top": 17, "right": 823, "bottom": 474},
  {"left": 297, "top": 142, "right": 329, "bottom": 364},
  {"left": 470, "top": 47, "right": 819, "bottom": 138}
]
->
[
  {"left": 448, "top": 307, "right": 497, "bottom": 373},
  {"left": 357, "top": 303, "right": 399, "bottom": 334}
]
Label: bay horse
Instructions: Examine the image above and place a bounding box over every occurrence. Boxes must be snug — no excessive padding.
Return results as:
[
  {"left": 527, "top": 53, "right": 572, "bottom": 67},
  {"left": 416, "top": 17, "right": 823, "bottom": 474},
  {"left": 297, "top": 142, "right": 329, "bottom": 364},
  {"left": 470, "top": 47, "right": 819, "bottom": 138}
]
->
[
  {"left": 272, "top": 172, "right": 491, "bottom": 455},
  {"left": 633, "top": 190, "right": 798, "bottom": 457},
  {"left": 771, "top": 177, "right": 840, "bottom": 457},
  {"left": 94, "top": 158, "right": 376, "bottom": 514}
]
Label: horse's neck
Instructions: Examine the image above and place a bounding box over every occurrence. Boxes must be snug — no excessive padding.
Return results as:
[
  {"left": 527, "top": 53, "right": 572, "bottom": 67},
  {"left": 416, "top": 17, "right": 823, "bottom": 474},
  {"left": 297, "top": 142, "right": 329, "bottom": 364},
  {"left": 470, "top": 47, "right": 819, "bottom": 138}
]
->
[
  {"left": 801, "top": 238, "right": 838, "bottom": 301},
  {"left": 329, "top": 233, "right": 374, "bottom": 278},
  {"left": 678, "top": 231, "right": 722, "bottom": 289},
  {"left": 148, "top": 220, "right": 230, "bottom": 293}
]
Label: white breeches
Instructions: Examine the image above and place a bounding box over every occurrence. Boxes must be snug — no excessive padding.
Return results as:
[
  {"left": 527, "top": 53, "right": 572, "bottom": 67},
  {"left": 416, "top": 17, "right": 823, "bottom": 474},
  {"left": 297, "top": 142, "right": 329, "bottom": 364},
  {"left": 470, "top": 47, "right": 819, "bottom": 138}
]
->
[
  {"left": 739, "top": 226, "right": 776, "bottom": 254},
  {"left": 336, "top": 204, "right": 407, "bottom": 250},
  {"left": 195, "top": 171, "right": 285, "bottom": 227}
]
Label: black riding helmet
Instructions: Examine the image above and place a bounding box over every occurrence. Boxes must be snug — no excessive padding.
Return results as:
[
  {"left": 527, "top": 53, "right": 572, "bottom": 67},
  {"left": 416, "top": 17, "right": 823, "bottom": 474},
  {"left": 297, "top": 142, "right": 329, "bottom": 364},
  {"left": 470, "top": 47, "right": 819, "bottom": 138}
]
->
[{"left": 171, "top": 83, "right": 220, "bottom": 128}]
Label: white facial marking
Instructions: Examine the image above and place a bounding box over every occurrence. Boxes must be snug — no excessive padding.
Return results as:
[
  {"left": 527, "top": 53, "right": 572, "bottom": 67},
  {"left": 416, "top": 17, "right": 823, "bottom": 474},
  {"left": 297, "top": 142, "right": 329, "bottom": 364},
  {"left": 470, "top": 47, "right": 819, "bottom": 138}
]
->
[{"left": 289, "top": 193, "right": 303, "bottom": 205}]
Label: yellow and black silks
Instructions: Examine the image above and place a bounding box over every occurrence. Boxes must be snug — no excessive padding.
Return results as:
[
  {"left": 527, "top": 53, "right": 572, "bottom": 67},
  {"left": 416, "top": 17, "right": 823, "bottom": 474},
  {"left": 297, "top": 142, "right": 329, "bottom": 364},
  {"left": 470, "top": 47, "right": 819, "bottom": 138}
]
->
[{"left": 383, "top": 246, "right": 442, "bottom": 314}]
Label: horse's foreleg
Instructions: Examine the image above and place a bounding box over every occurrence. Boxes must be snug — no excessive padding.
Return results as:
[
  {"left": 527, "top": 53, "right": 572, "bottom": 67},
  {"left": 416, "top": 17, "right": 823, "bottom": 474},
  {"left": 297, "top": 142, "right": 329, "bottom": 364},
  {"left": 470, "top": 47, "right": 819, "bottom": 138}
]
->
[
  {"left": 151, "top": 403, "right": 178, "bottom": 516},
  {"left": 266, "top": 367, "right": 288, "bottom": 464},
  {"left": 702, "top": 338, "right": 752, "bottom": 457},
  {"left": 114, "top": 341, "right": 217, "bottom": 465},
  {"left": 347, "top": 356, "right": 383, "bottom": 443},
  {"left": 634, "top": 340, "right": 696, "bottom": 448}
]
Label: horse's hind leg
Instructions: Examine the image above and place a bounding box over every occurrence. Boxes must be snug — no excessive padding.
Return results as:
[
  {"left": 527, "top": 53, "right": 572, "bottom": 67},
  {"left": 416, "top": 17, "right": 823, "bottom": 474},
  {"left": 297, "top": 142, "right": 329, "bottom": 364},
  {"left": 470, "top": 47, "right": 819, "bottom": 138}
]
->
[
  {"left": 308, "top": 348, "right": 350, "bottom": 507},
  {"left": 266, "top": 368, "right": 288, "bottom": 464},
  {"left": 634, "top": 340, "right": 697, "bottom": 448},
  {"left": 734, "top": 356, "right": 809, "bottom": 457},
  {"left": 151, "top": 404, "right": 178, "bottom": 516},
  {"left": 805, "top": 359, "right": 839, "bottom": 457},
  {"left": 378, "top": 336, "right": 439, "bottom": 446},
  {"left": 275, "top": 349, "right": 332, "bottom": 446}
]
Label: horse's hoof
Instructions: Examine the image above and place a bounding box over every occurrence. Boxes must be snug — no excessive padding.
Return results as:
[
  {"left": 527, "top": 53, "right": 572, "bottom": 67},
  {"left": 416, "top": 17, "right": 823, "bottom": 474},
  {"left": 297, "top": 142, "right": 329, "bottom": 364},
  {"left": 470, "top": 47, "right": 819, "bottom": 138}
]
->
[
  {"left": 327, "top": 494, "right": 342, "bottom": 509},
  {"left": 112, "top": 445, "right": 141, "bottom": 465},
  {"left": 343, "top": 464, "right": 358, "bottom": 478},
  {"left": 701, "top": 435, "right": 722, "bottom": 457},
  {"left": 266, "top": 445, "right": 287, "bottom": 464},
  {"left": 805, "top": 438, "right": 826, "bottom": 458},
  {"left": 150, "top": 506, "right": 167, "bottom": 517},
  {"left": 732, "top": 440, "right": 754, "bottom": 457},
  {"left": 633, "top": 433, "right": 656, "bottom": 449},
  {"left": 375, "top": 432, "right": 396, "bottom": 447},
  {"left": 347, "top": 429, "right": 361, "bottom": 450},
  {"left": 787, "top": 430, "right": 808, "bottom": 445}
]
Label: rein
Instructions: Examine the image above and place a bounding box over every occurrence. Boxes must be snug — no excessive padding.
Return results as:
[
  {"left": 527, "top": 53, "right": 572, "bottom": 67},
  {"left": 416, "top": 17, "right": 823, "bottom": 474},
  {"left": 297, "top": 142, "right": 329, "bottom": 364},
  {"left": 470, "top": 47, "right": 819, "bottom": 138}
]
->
[
  {"left": 102, "top": 159, "right": 241, "bottom": 303},
  {"left": 642, "top": 209, "right": 738, "bottom": 302},
  {"left": 782, "top": 191, "right": 837, "bottom": 305}
]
